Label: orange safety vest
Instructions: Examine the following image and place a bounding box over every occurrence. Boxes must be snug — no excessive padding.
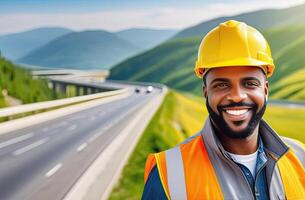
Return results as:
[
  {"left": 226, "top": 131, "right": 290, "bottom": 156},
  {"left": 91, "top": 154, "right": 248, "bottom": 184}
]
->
[{"left": 144, "top": 119, "right": 305, "bottom": 200}]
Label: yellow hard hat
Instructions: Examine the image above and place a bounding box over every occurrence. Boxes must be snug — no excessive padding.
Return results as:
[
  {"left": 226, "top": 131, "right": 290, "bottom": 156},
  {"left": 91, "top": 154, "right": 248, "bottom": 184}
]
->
[{"left": 194, "top": 20, "right": 275, "bottom": 78}]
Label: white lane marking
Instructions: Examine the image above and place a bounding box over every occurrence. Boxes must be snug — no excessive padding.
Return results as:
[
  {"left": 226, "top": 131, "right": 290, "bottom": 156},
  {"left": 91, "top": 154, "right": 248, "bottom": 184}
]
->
[
  {"left": 0, "top": 132, "right": 34, "bottom": 149},
  {"left": 42, "top": 127, "right": 49, "bottom": 132},
  {"left": 88, "top": 131, "right": 104, "bottom": 143},
  {"left": 77, "top": 143, "right": 88, "bottom": 152},
  {"left": 45, "top": 163, "right": 62, "bottom": 178},
  {"left": 68, "top": 125, "right": 77, "bottom": 131},
  {"left": 87, "top": 102, "right": 142, "bottom": 144},
  {"left": 13, "top": 138, "right": 49, "bottom": 156},
  {"left": 88, "top": 134, "right": 98, "bottom": 143}
]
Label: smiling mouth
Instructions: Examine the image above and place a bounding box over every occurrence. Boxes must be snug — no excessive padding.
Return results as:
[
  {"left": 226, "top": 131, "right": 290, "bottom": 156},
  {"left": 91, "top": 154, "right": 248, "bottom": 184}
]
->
[
  {"left": 221, "top": 107, "right": 252, "bottom": 122},
  {"left": 225, "top": 109, "right": 249, "bottom": 116}
]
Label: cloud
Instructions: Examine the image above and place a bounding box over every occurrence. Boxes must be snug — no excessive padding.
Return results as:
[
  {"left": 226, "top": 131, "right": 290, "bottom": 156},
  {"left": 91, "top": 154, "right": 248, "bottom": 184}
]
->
[{"left": 0, "top": 0, "right": 304, "bottom": 34}]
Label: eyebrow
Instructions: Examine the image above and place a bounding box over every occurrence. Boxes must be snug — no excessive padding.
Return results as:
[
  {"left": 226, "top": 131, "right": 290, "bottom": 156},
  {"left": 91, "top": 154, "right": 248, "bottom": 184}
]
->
[
  {"left": 242, "top": 77, "right": 262, "bottom": 83},
  {"left": 210, "top": 78, "right": 230, "bottom": 85}
]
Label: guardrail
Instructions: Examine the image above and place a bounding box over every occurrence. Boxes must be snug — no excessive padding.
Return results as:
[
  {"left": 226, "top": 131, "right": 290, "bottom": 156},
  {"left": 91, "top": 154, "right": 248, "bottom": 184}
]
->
[{"left": 0, "top": 88, "right": 130, "bottom": 118}]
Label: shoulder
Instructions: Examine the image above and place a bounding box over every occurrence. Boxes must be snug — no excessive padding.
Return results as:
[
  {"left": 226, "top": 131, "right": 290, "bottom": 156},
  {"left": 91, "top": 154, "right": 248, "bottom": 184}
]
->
[
  {"left": 144, "top": 133, "right": 204, "bottom": 183},
  {"left": 281, "top": 137, "right": 305, "bottom": 152},
  {"left": 281, "top": 137, "right": 305, "bottom": 166},
  {"left": 142, "top": 161, "right": 168, "bottom": 200},
  {"left": 144, "top": 153, "right": 157, "bottom": 183},
  {"left": 143, "top": 134, "right": 202, "bottom": 199}
]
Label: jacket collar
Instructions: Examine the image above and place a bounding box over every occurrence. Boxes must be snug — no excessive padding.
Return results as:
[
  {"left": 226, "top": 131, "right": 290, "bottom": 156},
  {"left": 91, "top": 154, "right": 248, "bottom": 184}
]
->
[{"left": 201, "top": 117, "right": 289, "bottom": 161}]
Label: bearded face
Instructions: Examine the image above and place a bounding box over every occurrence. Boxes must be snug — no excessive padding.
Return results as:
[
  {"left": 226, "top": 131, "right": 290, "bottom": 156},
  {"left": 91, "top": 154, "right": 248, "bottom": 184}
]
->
[{"left": 203, "top": 66, "right": 268, "bottom": 139}]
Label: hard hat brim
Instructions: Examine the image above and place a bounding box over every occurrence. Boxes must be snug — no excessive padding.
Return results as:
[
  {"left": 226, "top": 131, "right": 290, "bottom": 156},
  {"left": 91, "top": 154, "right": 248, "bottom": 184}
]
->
[{"left": 195, "top": 57, "right": 274, "bottom": 79}]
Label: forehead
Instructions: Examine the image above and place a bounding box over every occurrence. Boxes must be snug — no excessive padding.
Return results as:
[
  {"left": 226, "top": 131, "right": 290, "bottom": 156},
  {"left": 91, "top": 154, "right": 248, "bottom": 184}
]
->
[{"left": 205, "top": 66, "right": 265, "bottom": 82}]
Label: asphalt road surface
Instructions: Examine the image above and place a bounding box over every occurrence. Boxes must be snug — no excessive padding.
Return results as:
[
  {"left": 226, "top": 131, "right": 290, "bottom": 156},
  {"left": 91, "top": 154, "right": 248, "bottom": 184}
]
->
[{"left": 0, "top": 84, "right": 161, "bottom": 200}]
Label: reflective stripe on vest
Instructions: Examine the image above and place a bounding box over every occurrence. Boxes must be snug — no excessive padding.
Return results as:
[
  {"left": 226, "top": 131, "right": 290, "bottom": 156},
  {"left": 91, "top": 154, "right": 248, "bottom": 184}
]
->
[
  {"left": 278, "top": 137, "right": 305, "bottom": 199},
  {"left": 278, "top": 150, "right": 305, "bottom": 199},
  {"left": 153, "top": 135, "right": 305, "bottom": 200},
  {"left": 159, "top": 135, "right": 223, "bottom": 200},
  {"left": 282, "top": 137, "right": 305, "bottom": 168},
  {"left": 165, "top": 146, "right": 187, "bottom": 200}
]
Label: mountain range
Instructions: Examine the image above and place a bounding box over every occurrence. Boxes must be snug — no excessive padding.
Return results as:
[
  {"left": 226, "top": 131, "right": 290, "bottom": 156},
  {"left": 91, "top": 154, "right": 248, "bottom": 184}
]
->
[
  {"left": 0, "top": 27, "right": 72, "bottom": 60},
  {"left": 18, "top": 30, "right": 140, "bottom": 70},
  {"left": 0, "top": 27, "right": 176, "bottom": 70}
]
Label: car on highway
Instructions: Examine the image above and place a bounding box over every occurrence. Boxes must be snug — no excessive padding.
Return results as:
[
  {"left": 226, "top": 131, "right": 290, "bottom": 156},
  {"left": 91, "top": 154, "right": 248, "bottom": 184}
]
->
[
  {"left": 135, "top": 87, "right": 141, "bottom": 93},
  {"left": 146, "top": 86, "right": 153, "bottom": 93}
]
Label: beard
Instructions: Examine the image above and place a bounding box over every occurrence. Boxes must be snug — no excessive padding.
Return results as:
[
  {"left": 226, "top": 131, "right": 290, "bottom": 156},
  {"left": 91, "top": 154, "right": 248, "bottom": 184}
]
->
[{"left": 206, "top": 97, "right": 267, "bottom": 139}]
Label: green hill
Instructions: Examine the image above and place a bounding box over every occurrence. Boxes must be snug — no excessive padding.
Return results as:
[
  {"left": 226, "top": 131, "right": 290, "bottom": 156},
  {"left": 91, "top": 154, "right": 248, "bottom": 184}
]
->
[
  {"left": 264, "top": 24, "right": 305, "bottom": 85},
  {"left": 0, "top": 27, "right": 72, "bottom": 60},
  {"left": 18, "top": 30, "right": 140, "bottom": 70},
  {"left": 270, "top": 68, "right": 305, "bottom": 101},
  {"left": 172, "top": 3, "right": 305, "bottom": 39},
  {"left": 109, "top": 22, "right": 305, "bottom": 101},
  {"left": 0, "top": 57, "right": 56, "bottom": 108}
]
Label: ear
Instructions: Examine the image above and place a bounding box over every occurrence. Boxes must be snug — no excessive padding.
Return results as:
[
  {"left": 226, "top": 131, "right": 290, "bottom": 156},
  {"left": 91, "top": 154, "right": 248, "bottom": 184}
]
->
[
  {"left": 203, "top": 86, "right": 207, "bottom": 98},
  {"left": 265, "top": 80, "right": 269, "bottom": 101}
]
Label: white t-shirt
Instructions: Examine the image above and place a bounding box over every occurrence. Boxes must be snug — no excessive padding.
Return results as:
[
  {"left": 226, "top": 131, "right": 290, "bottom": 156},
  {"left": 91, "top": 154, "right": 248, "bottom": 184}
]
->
[{"left": 227, "top": 150, "right": 258, "bottom": 177}]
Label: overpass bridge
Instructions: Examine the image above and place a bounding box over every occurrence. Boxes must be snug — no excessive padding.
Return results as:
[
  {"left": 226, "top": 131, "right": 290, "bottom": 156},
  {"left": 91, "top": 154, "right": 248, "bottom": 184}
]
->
[{"left": 32, "top": 69, "right": 110, "bottom": 97}]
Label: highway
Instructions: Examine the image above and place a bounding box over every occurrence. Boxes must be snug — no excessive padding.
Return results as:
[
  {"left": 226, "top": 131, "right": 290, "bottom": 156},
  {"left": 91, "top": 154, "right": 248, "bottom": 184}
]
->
[{"left": 0, "top": 83, "right": 162, "bottom": 200}]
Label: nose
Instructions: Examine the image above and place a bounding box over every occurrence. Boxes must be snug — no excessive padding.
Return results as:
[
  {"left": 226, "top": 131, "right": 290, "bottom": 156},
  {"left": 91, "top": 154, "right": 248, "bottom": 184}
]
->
[{"left": 226, "top": 85, "right": 247, "bottom": 103}]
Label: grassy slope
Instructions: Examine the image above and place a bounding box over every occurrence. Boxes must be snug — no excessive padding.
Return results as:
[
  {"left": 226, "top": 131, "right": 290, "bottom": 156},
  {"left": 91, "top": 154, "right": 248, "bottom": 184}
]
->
[
  {"left": 0, "top": 57, "right": 56, "bottom": 108},
  {"left": 264, "top": 24, "right": 305, "bottom": 87},
  {"left": 268, "top": 59, "right": 305, "bottom": 101},
  {"left": 109, "top": 90, "right": 305, "bottom": 199},
  {"left": 109, "top": 24, "right": 305, "bottom": 100},
  {"left": 270, "top": 68, "right": 305, "bottom": 100},
  {"left": 264, "top": 105, "right": 305, "bottom": 143}
]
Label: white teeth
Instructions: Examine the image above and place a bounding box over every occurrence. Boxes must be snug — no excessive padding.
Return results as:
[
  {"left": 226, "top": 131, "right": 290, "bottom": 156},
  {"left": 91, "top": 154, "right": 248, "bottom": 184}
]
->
[{"left": 226, "top": 109, "right": 248, "bottom": 116}]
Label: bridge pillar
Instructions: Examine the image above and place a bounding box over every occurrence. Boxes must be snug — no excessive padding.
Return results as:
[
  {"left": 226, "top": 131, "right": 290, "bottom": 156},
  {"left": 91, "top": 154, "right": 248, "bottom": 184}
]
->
[
  {"left": 92, "top": 88, "right": 98, "bottom": 94},
  {"left": 83, "top": 87, "right": 89, "bottom": 95},
  {"left": 51, "top": 81, "right": 57, "bottom": 97},
  {"left": 76, "top": 86, "right": 81, "bottom": 96},
  {"left": 58, "top": 83, "right": 67, "bottom": 94}
]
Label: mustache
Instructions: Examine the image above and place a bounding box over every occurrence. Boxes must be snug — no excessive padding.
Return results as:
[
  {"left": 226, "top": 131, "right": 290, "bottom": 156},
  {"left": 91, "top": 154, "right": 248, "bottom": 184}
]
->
[{"left": 218, "top": 102, "right": 257, "bottom": 110}]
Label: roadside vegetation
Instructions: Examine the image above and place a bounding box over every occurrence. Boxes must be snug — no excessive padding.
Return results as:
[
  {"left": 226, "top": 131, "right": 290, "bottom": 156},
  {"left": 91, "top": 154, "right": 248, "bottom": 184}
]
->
[
  {"left": 0, "top": 57, "right": 60, "bottom": 108},
  {"left": 109, "top": 90, "right": 305, "bottom": 199},
  {"left": 0, "top": 88, "right": 5, "bottom": 107}
]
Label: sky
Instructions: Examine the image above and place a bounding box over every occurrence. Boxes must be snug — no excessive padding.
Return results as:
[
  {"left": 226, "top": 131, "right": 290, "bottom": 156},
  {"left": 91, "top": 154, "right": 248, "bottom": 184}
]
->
[{"left": 0, "top": 0, "right": 305, "bottom": 34}]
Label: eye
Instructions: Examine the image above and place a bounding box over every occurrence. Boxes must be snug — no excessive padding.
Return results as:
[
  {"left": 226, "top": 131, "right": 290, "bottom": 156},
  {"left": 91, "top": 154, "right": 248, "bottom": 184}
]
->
[
  {"left": 214, "top": 82, "right": 229, "bottom": 89},
  {"left": 244, "top": 81, "right": 259, "bottom": 88}
]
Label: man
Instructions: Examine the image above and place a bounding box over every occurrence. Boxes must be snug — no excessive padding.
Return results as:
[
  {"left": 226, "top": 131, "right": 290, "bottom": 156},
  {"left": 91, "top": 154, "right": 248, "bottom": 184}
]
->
[{"left": 142, "top": 20, "right": 305, "bottom": 200}]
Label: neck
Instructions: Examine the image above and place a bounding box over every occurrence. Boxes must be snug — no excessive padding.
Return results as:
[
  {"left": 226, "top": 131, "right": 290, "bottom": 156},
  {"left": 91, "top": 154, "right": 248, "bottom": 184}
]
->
[{"left": 214, "top": 124, "right": 259, "bottom": 155}]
